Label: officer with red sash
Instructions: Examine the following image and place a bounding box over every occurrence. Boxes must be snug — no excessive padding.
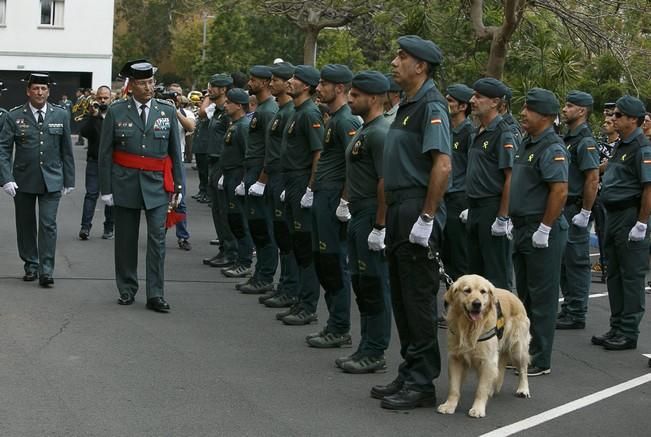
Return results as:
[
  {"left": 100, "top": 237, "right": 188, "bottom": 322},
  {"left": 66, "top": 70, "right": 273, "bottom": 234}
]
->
[{"left": 99, "top": 61, "right": 183, "bottom": 312}]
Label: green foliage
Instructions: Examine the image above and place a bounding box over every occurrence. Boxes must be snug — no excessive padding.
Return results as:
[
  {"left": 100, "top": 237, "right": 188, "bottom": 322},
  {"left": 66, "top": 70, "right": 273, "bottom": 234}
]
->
[{"left": 316, "top": 29, "right": 368, "bottom": 70}]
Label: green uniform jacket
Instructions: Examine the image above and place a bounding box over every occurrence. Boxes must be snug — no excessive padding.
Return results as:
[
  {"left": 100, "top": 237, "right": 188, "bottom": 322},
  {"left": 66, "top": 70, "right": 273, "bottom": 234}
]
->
[
  {"left": 281, "top": 98, "right": 324, "bottom": 172},
  {"left": 564, "top": 122, "right": 599, "bottom": 197},
  {"left": 222, "top": 116, "right": 250, "bottom": 171},
  {"left": 0, "top": 107, "right": 7, "bottom": 135},
  {"left": 98, "top": 97, "right": 183, "bottom": 210},
  {"left": 246, "top": 96, "right": 279, "bottom": 165},
  {"left": 0, "top": 103, "right": 75, "bottom": 193},
  {"left": 264, "top": 100, "right": 294, "bottom": 174}
]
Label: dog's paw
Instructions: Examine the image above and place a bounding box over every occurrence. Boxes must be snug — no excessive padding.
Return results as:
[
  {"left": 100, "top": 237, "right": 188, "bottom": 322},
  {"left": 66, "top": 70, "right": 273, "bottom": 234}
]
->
[
  {"left": 468, "top": 407, "right": 486, "bottom": 418},
  {"left": 437, "top": 402, "right": 457, "bottom": 415},
  {"left": 515, "top": 390, "right": 531, "bottom": 398}
]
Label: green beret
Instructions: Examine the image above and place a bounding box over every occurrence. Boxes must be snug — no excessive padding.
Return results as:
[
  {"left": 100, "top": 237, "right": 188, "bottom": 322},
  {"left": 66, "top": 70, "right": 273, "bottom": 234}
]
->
[
  {"left": 616, "top": 95, "right": 646, "bottom": 118},
  {"left": 566, "top": 90, "right": 593, "bottom": 108},
  {"left": 352, "top": 71, "right": 389, "bottom": 95},
  {"left": 525, "top": 87, "right": 560, "bottom": 115},
  {"left": 397, "top": 35, "right": 443, "bottom": 65},
  {"left": 446, "top": 84, "right": 474, "bottom": 103},
  {"left": 210, "top": 73, "right": 233, "bottom": 87},
  {"left": 270, "top": 62, "right": 295, "bottom": 80},
  {"left": 227, "top": 88, "right": 249, "bottom": 105},
  {"left": 249, "top": 65, "right": 272, "bottom": 79},
  {"left": 472, "top": 78, "right": 508, "bottom": 99},
  {"left": 385, "top": 74, "right": 401, "bottom": 92},
  {"left": 504, "top": 86, "right": 513, "bottom": 102},
  {"left": 293, "top": 65, "right": 320, "bottom": 87},
  {"left": 320, "top": 64, "right": 353, "bottom": 84}
]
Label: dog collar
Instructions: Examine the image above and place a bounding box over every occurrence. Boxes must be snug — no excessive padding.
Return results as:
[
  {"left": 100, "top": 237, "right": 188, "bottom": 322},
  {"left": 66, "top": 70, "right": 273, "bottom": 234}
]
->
[{"left": 477, "top": 301, "right": 505, "bottom": 342}]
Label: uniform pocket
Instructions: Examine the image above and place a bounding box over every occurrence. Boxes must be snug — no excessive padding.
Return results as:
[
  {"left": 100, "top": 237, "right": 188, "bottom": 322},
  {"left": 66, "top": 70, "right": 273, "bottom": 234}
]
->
[{"left": 153, "top": 130, "right": 169, "bottom": 139}]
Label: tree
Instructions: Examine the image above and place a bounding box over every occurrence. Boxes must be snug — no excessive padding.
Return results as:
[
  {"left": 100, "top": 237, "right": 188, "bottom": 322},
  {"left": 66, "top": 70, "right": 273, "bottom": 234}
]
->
[{"left": 258, "top": 0, "right": 379, "bottom": 65}]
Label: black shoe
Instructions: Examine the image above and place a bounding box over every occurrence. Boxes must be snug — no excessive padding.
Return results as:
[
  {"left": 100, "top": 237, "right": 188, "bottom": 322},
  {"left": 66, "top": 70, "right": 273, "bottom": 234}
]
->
[
  {"left": 603, "top": 335, "right": 637, "bottom": 350},
  {"left": 23, "top": 271, "right": 38, "bottom": 282},
  {"left": 79, "top": 228, "right": 90, "bottom": 240},
  {"left": 39, "top": 274, "right": 54, "bottom": 288},
  {"left": 117, "top": 293, "right": 135, "bottom": 305},
  {"left": 202, "top": 253, "right": 222, "bottom": 265},
  {"left": 276, "top": 303, "right": 300, "bottom": 321},
  {"left": 102, "top": 230, "right": 114, "bottom": 240},
  {"left": 178, "top": 239, "right": 192, "bottom": 251},
  {"left": 526, "top": 366, "right": 551, "bottom": 376},
  {"left": 380, "top": 388, "right": 436, "bottom": 410},
  {"left": 591, "top": 329, "right": 618, "bottom": 346},
  {"left": 209, "top": 256, "right": 236, "bottom": 268},
  {"left": 146, "top": 297, "right": 170, "bottom": 313},
  {"left": 556, "top": 318, "right": 585, "bottom": 330},
  {"left": 371, "top": 377, "right": 404, "bottom": 400}
]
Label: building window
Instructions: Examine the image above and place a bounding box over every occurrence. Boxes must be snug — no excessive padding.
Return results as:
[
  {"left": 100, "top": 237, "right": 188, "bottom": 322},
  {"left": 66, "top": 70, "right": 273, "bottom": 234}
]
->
[
  {"left": 0, "top": 0, "right": 6, "bottom": 26},
  {"left": 40, "top": 0, "right": 64, "bottom": 27}
]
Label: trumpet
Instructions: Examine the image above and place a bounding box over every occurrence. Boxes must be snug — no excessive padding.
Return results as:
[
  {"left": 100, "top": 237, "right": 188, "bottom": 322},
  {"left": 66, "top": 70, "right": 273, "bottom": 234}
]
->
[{"left": 73, "top": 96, "right": 101, "bottom": 122}]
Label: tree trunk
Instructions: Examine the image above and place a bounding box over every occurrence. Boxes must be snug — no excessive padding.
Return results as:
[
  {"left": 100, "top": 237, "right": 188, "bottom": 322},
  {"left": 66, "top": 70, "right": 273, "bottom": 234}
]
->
[
  {"left": 486, "top": 33, "right": 508, "bottom": 79},
  {"left": 303, "top": 27, "right": 319, "bottom": 66}
]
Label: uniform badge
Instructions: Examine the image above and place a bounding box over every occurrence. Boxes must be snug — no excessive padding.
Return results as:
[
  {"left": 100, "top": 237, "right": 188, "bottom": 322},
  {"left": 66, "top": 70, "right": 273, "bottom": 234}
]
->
[
  {"left": 528, "top": 154, "right": 534, "bottom": 162},
  {"left": 319, "top": 241, "right": 327, "bottom": 252},
  {"left": 482, "top": 140, "right": 489, "bottom": 150},
  {"left": 621, "top": 153, "right": 627, "bottom": 161},
  {"left": 293, "top": 220, "right": 302, "bottom": 231},
  {"left": 352, "top": 139, "right": 363, "bottom": 156},
  {"left": 271, "top": 119, "right": 280, "bottom": 131},
  {"left": 225, "top": 129, "right": 233, "bottom": 143},
  {"left": 251, "top": 117, "right": 257, "bottom": 129},
  {"left": 288, "top": 121, "right": 295, "bottom": 134},
  {"left": 453, "top": 141, "right": 459, "bottom": 150},
  {"left": 161, "top": 111, "right": 166, "bottom": 116},
  {"left": 325, "top": 128, "right": 332, "bottom": 144},
  {"left": 357, "top": 260, "right": 367, "bottom": 272},
  {"left": 402, "top": 116, "right": 409, "bottom": 126},
  {"left": 154, "top": 117, "right": 170, "bottom": 130}
]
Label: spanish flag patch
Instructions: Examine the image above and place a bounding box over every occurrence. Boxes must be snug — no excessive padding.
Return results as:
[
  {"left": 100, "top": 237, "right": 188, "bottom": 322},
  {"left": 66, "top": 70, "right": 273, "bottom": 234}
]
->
[
  {"left": 587, "top": 146, "right": 596, "bottom": 150},
  {"left": 430, "top": 118, "right": 442, "bottom": 125},
  {"left": 348, "top": 130, "right": 356, "bottom": 136},
  {"left": 312, "top": 123, "right": 321, "bottom": 129},
  {"left": 644, "top": 160, "right": 651, "bottom": 164},
  {"left": 504, "top": 144, "right": 514, "bottom": 149}
]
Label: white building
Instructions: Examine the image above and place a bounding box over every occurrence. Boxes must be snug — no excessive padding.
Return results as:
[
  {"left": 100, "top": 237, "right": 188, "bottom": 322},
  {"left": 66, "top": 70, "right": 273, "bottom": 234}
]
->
[{"left": 0, "top": 0, "right": 114, "bottom": 107}]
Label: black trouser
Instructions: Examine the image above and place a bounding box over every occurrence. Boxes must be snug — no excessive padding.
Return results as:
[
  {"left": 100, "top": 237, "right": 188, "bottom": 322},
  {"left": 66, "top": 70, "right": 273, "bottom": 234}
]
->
[
  {"left": 592, "top": 195, "right": 608, "bottom": 271},
  {"left": 195, "top": 153, "right": 209, "bottom": 195},
  {"left": 386, "top": 195, "right": 440, "bottom": 393},
  {"left": 441, "top": 191, "right": 468, "bottom": 281}
]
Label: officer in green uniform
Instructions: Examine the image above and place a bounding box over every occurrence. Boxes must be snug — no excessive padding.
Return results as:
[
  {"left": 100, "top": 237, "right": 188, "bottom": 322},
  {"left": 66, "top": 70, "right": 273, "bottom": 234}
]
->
[
  {"left": 371, "top": 36, "right": 451, "bottom": 410},
  {"left": 276, "top": 65, "right": 324, "bottom": 326},
  {"left": 442, "top": 83, "right": 474, "bottom": 280},
  {"left": 591, "top": 95, "right": 651, "bottom": 350},
  {"left": 201, "top": 74, "right": 239, "bottom": 269},
  {"left": 98, "top": 62, "right": 183, "bottom": 312},
  {"left": 240, "top": 65, "right": 280, "bottom": 293},
  {"left": 510, "top": 88, "right": 568, "bottom": 375},
  {"left": 339, "top": 70, "right": 392, "bottom": 373},
  {"left": 259, "top": 62, "right": 300, "bottom": 309},
  {"left": 304, "top": 64, "right": 361, "bottom": 347},
  {"left": 500, "top": 87, "right": 523, "bottom": 146},
  {"left": 465, "top": 78, "right": 515, "bottom": 289},
  {"left": 383, "top": 74, "right": 401, "bottom": 124},
  {"left": 0, "top": 79, "right": 7, "bottom": 134},
  {"left": 557, "top": 91, "right": 600, "bottom": 330},
  {"left": 191, "top": 82, "right": 214, "bottom": 203},
  {"left": 221, "top": 88, "right": 254, "bottom": 277},
  {"left": 0, "top": 73, "right": 75, "bottom": 287}
]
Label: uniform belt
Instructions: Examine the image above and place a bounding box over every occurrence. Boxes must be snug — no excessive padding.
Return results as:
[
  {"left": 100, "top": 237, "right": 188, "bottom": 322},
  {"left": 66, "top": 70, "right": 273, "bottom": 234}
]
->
[
  {"left": 385, "top": 187, "right": 427, "bottom": 205},
  {"left": 603, "top": 197, "right": 640, "bottom": 212},
  {"left": 112, "top": 150, "right": 174, "bottom": 193},
  {"left": 349, "top": 198, "right": 377, "bottom": 214},
  {"left": 511, "top": 215, "right": 543, "bottom": 227},
  {"left": 467, "top": 195, "right": 501, "bottom": 208}
]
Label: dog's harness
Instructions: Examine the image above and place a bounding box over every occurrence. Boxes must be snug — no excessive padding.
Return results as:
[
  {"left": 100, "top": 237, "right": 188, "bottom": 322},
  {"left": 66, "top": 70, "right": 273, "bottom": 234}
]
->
[{"left": 448, "top": 300, "right": 505, "bottom": 341}]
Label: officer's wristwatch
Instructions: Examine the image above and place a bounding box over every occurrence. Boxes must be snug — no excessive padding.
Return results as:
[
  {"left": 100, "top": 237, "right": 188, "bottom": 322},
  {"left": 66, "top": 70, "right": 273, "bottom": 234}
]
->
[{"left": 420, "top": 213, "right": 434, "bottom": 223}]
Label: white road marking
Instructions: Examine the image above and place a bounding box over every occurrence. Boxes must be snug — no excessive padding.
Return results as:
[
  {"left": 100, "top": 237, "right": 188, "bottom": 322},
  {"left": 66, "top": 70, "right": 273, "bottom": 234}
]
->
[
  {"left": 479, "top": 373, "right": 651, "bottom": 437},
  {"left": 558, "top": 293, "right": 607, "bottom": 303}
]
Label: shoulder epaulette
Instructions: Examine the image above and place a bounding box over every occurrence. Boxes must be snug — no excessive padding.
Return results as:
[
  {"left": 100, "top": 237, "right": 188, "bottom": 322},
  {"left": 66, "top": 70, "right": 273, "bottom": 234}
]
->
[
  {"left": 9, "top": 105, "right": 23, "bottom": 112},
  {"left": 110, "top": 99, "right": 128, "bottom": 107},
  {"left": 50, "top": 102, "right": 64, "bottom": 109},
  {"left": 155, "top": 98, "right": 175, "bottom": 107}
]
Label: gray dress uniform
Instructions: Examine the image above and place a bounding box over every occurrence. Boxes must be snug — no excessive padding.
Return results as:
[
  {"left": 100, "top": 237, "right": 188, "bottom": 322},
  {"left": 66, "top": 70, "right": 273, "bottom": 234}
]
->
[{"left": 0, "top": 101, "right": 74, "bottom": 278}]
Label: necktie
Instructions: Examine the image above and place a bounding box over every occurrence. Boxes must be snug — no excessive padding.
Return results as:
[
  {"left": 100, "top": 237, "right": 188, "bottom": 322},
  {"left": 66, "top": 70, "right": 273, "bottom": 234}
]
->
[
  {"left": 140, "top": 104, "right": 147, "bottom": 125},
  {"left": 37, "top": 110, "right": 43, "bottom": 124}
]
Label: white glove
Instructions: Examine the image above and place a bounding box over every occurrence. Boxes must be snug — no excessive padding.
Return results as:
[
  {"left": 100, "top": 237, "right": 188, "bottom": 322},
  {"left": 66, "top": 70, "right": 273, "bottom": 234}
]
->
[
  {"left": 300, "top": 187, "right": 313, "bottom": 208},
  {"left": 628, "top": 221, "right": 647, "bottom": 242},
  {"left": 171, "top": 192, "right": 183, "bottom": 209},
  {"left": 280, "top": 190, "right": 286, "bottom": 202},
  {"left": 61, "top": 187, "right": 75, "bottom": 195},
  {"left": 234, "top": 181, "right": 246, "bottom": 196},
  {"left": 101, "top": 194, "right": 114, "bottom": 206},
  {"left": 491, "top": 216, "right": 510, "bottom": 237},
  {"left": 532, "top": 223, "right": 551, "bottom": 248},
  {"left": 572, "top": 208, "right": 591, "bottom": 228},
  {"left": 367, "top": 228, "right": 386, "bottom": 251},
  {"left": 248, "top": 181, "right": 266, "bottom": 197},
  {"left": 217, "top": 175, "right": 224, "bottom": 190},
  {"left": 505, "top": 218, "right": 514, "bottom": 241},
  {"left": 459, "top": 209, "right": 468, "bottom": 224},
  {"left": 409, "top": 216, "right": 433, "bottom": 247},
  {"left": 2, "top": 181, "right": 18, "bottom": 197},
  {"left": 335, "top": 198, "right": 351, "bottom": 222}
]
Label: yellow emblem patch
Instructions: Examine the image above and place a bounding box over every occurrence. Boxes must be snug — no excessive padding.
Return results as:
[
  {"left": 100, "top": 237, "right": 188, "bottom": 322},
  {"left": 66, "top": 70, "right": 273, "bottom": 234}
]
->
[
  {"left": 358, "top": 260, "right": 367, "bottom": 272},
  {"left": 528, "top": 154, "right": 534, "bottom": 162},
  {"left": 483, "top": 141, "right": 489, "bottom": 150},
  {"left": 402, "top": 116, "right": 409, "bottom": 126},
  {"left": 621, "top": 153, "right": 627, "bottom": 161},
  {"left": 319, "top": 241, "right": 327, "bottom": 252},
  {"left": 453, "top": 141, "right": 459, "bottom": 150}
]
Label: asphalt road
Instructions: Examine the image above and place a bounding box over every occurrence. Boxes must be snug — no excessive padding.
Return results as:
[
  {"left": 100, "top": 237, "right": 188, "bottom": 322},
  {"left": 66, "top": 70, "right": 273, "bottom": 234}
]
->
[{"left": 0, "top": 143, "right": 649, "bottom": 436}]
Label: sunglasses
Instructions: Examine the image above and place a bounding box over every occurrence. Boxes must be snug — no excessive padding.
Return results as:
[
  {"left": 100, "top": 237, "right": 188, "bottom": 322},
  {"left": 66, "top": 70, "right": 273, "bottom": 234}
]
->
[{"left": 612, "top": 111, "right": 624, "bottom": 118}]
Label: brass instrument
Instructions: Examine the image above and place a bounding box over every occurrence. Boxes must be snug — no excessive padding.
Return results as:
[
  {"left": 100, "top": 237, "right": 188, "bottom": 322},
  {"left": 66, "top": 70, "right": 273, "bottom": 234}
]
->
[{"left": 72, "top": 95, "right": 100, "bottom": 122}]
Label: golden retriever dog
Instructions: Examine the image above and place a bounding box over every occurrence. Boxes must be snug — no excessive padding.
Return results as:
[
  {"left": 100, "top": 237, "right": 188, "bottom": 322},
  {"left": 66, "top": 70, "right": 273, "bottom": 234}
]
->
[{"left": 437, "top": 274, "right": 531, "bottom": 418}]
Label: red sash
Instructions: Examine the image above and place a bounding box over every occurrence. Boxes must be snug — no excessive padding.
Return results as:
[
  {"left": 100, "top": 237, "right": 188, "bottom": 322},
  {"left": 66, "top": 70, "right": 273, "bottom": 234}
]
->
[{"left": 112, "top": 150, "right": 174, "bottom": 193}]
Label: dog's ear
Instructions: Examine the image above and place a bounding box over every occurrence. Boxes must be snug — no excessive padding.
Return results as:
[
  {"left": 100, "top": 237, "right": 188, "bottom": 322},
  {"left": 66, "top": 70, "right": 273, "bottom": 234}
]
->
[
  {"left": 444, "top": 278, "right": 458, "bottom": 304},
  {"left": 487, "top": 283, "right": 498, "bottom": 307}
]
